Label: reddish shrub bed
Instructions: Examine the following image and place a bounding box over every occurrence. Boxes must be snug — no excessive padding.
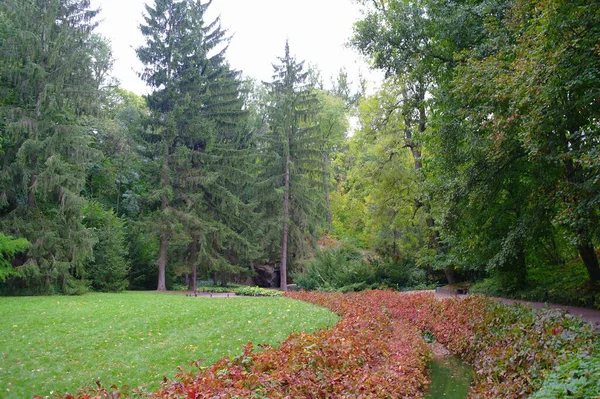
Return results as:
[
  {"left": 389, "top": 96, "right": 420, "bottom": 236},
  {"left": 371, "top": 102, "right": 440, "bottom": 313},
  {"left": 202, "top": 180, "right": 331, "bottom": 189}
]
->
[
  {"left": 290, "top": 290, "right": 598, "bottom": 399},
  {"left": 152, "top": 306, "right": 430, "bottom": 398}
]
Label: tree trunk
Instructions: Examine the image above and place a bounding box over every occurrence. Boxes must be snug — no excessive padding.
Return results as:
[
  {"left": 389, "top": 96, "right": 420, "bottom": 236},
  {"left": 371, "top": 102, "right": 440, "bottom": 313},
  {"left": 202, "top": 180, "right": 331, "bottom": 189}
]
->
[
  {"left": 188, "top": 235, "right": 198, "bottom": 292},
  {"left": 578, "top": 243, "right": 600, "bottom": 286},
  {"left": 157, "top": 141, "right": 170, "bottom": 291},
  {"left": 404, "top": 78, "right": 456, "bottom": 284},
  {"left": 280, "top": 155, "right": 290, "bottom": 291},
  {"left": 116, "top": 180, "right": 121, "bottom": 215},
  {"left": 323, "top": 152, "right": 332, "bottom": 231},
  {"left": 157, "top": 231, "right": 167, "bottom": 291}
]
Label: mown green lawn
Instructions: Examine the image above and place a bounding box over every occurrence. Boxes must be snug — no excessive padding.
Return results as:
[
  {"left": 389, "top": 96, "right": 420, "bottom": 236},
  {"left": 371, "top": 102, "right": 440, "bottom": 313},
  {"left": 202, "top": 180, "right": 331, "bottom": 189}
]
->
[{"left": 0, "top": 292, "right": 338, "bottom": 399}]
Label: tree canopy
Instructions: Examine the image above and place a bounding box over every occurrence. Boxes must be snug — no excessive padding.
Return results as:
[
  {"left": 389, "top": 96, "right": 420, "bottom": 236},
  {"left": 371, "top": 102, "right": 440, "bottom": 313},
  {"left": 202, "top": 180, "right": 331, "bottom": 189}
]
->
[{"left": 0, "top": 0, "right": 597, "bottom": 300}]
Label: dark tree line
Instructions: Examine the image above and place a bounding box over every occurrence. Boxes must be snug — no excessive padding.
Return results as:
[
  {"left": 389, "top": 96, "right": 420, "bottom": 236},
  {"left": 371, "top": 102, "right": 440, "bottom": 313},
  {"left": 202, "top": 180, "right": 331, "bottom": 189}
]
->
[
  {"left": 4, "top": 0, "right": 593, "bottom": 298},
  {"left": 0, "top": 0, "right": 347, "bottom": 294}
]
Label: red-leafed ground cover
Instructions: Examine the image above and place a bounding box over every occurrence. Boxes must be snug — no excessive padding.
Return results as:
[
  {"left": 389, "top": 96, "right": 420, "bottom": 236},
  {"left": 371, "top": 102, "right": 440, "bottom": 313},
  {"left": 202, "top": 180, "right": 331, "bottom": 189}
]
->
[
  {"left": 290, "top": 291, "right": 599, "bottom": 399},
  {"left": 54, "top": 290, "right": 598, "bottom": 398}
]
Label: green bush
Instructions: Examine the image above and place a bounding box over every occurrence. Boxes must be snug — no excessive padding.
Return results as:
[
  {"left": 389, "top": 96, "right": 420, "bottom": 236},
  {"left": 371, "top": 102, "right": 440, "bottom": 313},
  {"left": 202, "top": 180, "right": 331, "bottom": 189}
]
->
[
  {"left": 294, "top": 245, "right": 365, "bottom": 291},
  {"left": 195, "top": 286, "right": 233, "bottom": 293},
  {"left": 471, "top": 260, "right": 600, "bottom": 308},
  {"left": 295, "top": 245, "right": 429, "bottom": 291},
  {"left": 62, "top": 276, "right": 90, "bottom": 296},
  {"left": 529, "top": 351, "right": 600, "bottom": 399},
  {"left": 193, "top": 285, "right": 283, "bottom": 297},
  {"left": 233, "top": 286, "right": 282, "bottom": 297},
  {"left": 82, "top": 202, "right": 130, "bottom": 292}
]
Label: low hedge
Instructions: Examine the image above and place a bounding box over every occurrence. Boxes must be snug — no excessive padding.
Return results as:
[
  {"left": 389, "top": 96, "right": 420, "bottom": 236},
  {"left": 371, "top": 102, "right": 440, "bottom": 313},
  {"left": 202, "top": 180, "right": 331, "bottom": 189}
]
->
[{"left": 194, "top": 285, "right": 283, "bottom": 297}]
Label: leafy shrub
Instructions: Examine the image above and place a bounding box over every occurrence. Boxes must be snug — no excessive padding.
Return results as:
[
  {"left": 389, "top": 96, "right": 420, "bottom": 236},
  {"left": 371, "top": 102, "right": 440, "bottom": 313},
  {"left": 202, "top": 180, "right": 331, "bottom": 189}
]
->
[
  {"left": 192, "top": 285, "right": 283, "bottom": 297},
  {"left": 295, "top": 245, "right": 429, "bottom": 291},
  {"left": 471, "top": 260, "right": 600, "bottom": 308},
  {"left": 195, "top": 286, "right": 233, "bottom": 294},
  {"left": 338, "top": 281, "right": 372, "bottom": 293},
  {"left": 529, "top": 351, "right": 600, "bottom": 398},
  {"left": 233, "top": 286, "right": 282, "bottom": 297},
  {"left": 62, "top": 277, "right": 90, "bottom": 296},
  {"left": 294, "top": 245, "right": 365, "bottom": 290}
]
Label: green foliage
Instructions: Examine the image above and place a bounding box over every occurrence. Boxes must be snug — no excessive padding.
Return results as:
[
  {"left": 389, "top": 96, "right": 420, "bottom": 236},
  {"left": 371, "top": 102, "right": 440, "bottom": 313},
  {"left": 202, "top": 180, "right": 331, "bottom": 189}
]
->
[
  {"left": 126, "top": 227, "right": 159, "bottom": 290},
  {"left": 0, "top": 233, "right": 30, "bottom": 282},
  {"left": 331, "top": 81, "right": 430, "bottom": 262},
  {"left": 193, "top": 285, "right": 283, "bottom": 297},
  {"left": 259, "top": 43, "right": 326, "bottom": 286},
  {"left": 471, "top": 259, "right": 600, "bottom": 308},
  {"left": 0, "top": 0, "right": 105, "bottom": 294},
  {"left": 295, "top": 245, "right": 429, "bottom": 291},
  {"left": 137, "top": 0, "right": 259, "bottom": 290},
  {"left": 350, "top": 0, "right": 600, "bottom": 290},
  {"left": 294, "top": 245, "right": 366, "bottom": 290},
  {"left": 0, "top": 293, "right": 337, "bottom": 398},
  {"left": 529, "top": 351, "right": 600, "bottom": 399},
  {"left": 82, "top": 202, "right": 130, "bottom": 292},
  {"left": 232, "top": 286, "right": 283, "bottom": 297}
]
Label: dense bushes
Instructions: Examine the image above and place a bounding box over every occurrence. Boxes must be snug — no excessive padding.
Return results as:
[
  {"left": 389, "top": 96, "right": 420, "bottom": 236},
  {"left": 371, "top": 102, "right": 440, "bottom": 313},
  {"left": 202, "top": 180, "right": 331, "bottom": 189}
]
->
[
  {"left": 471, "top": 260, "right": 600, "bottom": 308},
  {"left": 187, "top": 285, "right": 283, "bottom": 297},
  {"left": 82, "top": 202, "right": 130, "bottom": 292},
  {"left": 231, "top": 286, "right": 282, "bottom": 297},
  {"left": 295, "top": 245, "right": 429, "bottom": 291},
  {"left": 0, "top": 233, "right": 30, "bottom": 282},
  {"left": 529, "top": 354, "right": 600, "bottom": 399}
]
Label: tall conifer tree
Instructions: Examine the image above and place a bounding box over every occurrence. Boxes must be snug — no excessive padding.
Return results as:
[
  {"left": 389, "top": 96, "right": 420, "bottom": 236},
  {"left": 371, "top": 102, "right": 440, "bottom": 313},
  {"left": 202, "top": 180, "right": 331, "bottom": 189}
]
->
[
  {"left": 0, "top": 0, "right": 105, "bottom": 293},
  {"left": 137, "top": 0, "right": 256, "bottom": 290},
  {"left": 262, "top": 43, "right": 323, "bottom": 290}
]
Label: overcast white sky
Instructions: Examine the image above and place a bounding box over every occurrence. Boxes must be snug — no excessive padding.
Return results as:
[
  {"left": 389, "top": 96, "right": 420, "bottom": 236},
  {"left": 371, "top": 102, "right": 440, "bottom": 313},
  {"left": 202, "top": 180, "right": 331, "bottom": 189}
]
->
[{"left": 91, "top": 0, "right": 382, "bottom": 95}]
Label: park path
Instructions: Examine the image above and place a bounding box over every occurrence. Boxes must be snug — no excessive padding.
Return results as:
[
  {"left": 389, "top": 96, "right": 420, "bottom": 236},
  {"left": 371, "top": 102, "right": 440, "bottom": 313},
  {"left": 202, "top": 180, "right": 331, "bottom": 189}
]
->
[{"left": 432, "top": 290, "right": 600, "bottom": 331}]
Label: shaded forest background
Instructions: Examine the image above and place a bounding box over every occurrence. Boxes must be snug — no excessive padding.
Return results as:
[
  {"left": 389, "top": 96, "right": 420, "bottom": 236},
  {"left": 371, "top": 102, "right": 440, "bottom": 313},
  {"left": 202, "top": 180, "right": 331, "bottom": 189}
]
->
[{"left": 0, "top": 0, "right": 598, "bottom": 305}]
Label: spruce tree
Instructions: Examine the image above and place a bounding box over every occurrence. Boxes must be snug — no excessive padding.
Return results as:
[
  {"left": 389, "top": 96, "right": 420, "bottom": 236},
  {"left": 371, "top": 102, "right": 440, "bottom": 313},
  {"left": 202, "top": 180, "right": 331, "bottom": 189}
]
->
[
  {"left": 137, "top": 0, "right": 257, "bottom": 290},
  {"left": 261, "top": 43, "right": 323, "bottom": 290},
  {"left": 0, "top": 0, "right": 105, "bottom": 294}
]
